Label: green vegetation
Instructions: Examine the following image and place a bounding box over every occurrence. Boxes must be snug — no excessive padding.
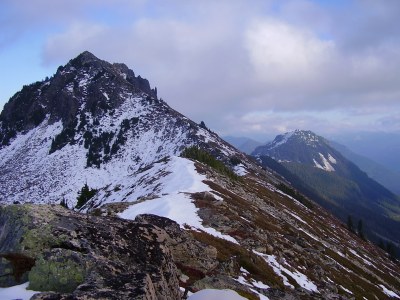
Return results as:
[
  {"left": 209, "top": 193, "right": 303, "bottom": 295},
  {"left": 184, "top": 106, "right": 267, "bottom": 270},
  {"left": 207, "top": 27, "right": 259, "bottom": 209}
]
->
[
  {"left": 75, "top": 183, "right": 97, "bottom": 209},
  {"left": 181, "top": 146, "right": 239, "bottom": 181},
  {"left": 347, "top": 215, "right": 354, "bottom": 233},
  {"left": 49, "top": 118, "right": 78, "bottom": 154},
  {"left": 28, "top": 250, "right": 86, "bottom": 293},
  {"left": 84, "top": 117, "right": 139, "bottom": 167},
  {"left": 381, "top": 241, "right": 398, "bottom": 260},
  {"left": 60, "top": 199, "right": 68, "bottom": 209},
  {"left": 259, "top": 154, "right": 400, "bottom": 257}
]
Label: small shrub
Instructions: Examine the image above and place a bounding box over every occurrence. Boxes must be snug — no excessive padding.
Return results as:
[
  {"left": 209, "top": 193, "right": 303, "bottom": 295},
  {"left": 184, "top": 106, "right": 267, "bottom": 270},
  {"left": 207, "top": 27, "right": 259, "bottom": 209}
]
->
[{"left": 181, "top": 146, "right": 240, "bottom": 181}]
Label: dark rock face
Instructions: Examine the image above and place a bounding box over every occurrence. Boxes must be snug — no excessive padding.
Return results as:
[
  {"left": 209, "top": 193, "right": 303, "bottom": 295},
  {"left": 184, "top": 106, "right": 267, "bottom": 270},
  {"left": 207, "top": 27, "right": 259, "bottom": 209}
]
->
[{"left": 0, "top": 204, "right": 181, "bottom": 299}]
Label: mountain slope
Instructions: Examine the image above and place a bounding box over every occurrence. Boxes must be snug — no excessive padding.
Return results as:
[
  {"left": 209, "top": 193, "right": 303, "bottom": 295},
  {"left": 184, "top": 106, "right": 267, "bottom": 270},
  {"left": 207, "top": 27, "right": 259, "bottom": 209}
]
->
[
  {"left": 331, "top": 141, "right": 400, "bottom": 195},
  {"left": 253, "top": 130, "right": 400, "bottom": 248},
  {"left": 0, "top": 51, "right": 243, "bottom": 207},
  {"left": 0, "top": 53, "right": 399, "bottom": 299}
]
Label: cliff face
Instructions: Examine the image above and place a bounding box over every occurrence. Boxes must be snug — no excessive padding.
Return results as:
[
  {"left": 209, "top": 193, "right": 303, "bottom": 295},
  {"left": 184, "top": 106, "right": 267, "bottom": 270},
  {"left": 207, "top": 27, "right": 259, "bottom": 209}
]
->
[{"left": 0, "top": 204, "right": 181, "bottom": 299}]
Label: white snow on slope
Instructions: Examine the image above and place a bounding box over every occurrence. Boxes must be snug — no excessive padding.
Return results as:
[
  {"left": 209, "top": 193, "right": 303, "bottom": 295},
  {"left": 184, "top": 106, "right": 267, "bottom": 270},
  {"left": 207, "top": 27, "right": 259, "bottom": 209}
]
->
[
  {"left": 0, "top": 282, "right": 39, "bottom": 300},
  {"left": 313, "top": 153, "right": 335, "bottom": 172},
  {"left": 253, "top": 251, "right": 318, "bottom": 293},
  {"left": 339, "top": 285, "right": 353, "bottom": 295},
  {"left": 328, "top": 154, "right": 337, "bottom": 164},
  {"left": 118, "top": 156, "right": 238, "bottom": 244},
  {"left": 379, "top": 284, "right": 400, "bottom": 299},
  {"left": 234, "top": 164, "right": 248, "bottom": 176},
  {"left": 188, "top": 289, "right": 247, "bottom": 300},
  {"left": 268, "top": 131, "right": 294, "bottom": 150},
  {"left": 0, "top": 94, "right": 193, "bottom": 205},
  {"left": 235, "top": 267, "right": 270, "bottom": 290}
]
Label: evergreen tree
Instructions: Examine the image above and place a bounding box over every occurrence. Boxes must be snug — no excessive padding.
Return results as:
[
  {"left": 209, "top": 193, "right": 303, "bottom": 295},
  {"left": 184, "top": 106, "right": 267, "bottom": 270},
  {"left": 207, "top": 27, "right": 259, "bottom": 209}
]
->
[
  {"left": 386, "top": 242, "right": 397, "bottom": 260},
  {"left": 378, "top": 239, "right": 386, "bottom": 250},
  {"left": 76, "top": 183, "right": 97, "bottom": 209},
  {"left": 357, "top": 219, "right": 365, "bottom": 240},
  {"left": 199, "top": 121, "right": 208, "bottom": 130},
  {"left": 347, "top": 215, "right": 354, "bottom": 232},
  {"left": 60, "top": 198, "right": 68, "bottom": 209}
]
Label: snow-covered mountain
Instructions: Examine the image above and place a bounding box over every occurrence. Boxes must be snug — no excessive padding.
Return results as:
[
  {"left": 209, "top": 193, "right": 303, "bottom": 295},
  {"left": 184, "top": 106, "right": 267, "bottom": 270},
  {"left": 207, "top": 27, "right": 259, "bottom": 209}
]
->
[
  {"left": 253, "top": 129, "right": 400, "bottom": 253},
  {"left": 1, "top": 53, "right": 400, "bottom": 299},
  {"left": 0, "top": 51, "right": 244, "bottom": 207},
  {"left": 253, "top": 130, "right": 339, "bottom": 172}
]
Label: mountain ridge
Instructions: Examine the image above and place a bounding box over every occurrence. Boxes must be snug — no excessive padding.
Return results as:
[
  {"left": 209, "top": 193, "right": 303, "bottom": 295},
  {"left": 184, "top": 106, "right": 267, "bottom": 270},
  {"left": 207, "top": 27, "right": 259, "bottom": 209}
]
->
[{"left": 253, "top": 129, "right": 400, "bottom": 250}]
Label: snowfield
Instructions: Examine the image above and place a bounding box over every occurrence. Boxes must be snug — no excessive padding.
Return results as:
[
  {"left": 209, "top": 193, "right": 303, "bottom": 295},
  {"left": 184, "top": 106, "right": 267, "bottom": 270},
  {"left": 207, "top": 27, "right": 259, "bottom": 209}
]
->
[{"left": 119, "top": 156, "right": 238, "bottom": 244}]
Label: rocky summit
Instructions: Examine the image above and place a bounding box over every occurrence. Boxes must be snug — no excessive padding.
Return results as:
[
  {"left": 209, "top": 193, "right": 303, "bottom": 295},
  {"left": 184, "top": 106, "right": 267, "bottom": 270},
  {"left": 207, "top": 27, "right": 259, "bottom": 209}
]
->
[{"left": 0, "top": 53, "right": 400, "bottom": 299}]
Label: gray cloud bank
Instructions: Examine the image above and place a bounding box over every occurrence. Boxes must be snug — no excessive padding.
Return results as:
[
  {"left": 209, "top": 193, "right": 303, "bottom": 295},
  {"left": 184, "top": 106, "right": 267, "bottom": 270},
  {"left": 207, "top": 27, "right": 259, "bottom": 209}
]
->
[{"left": 2, "top": 0, "right": 400, "bottom": 138}]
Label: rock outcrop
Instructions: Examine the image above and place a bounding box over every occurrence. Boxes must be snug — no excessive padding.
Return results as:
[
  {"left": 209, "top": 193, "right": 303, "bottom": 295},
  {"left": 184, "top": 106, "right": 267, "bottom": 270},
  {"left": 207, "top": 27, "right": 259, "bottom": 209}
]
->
[{"left": 0, "top": 204, "right": 181, "bottom": 299}]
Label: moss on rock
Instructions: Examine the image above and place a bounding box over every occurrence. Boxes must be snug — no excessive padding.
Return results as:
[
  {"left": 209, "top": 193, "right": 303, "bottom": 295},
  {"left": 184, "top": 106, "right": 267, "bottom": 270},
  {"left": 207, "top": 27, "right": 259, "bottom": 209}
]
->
[{"left": 28, "top": 249, "right": 87, "bottom": 293}]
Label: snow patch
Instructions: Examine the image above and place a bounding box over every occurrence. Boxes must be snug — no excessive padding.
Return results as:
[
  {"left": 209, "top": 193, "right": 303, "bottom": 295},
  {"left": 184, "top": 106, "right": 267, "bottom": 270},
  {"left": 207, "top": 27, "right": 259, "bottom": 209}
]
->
[
  {"left": 235, "top": 267, "right": 270, "bottom": 290},
  {"left": 253, "top": 251, "right": 318, "bottom": 293},
  {"left": 379, "top": 284, "right": 400, "bottom": 299},
  {"left": 327, "top": 153, "right": 337, "bottom": 164},
  {"left": 233, "top": 164, "right": 248, "bottom": 176},
  {"left": 313, "top": 153, "right": 335, "bottom": 172},
  {"left": 102, "top": 92, "right": 110, "bottom": 100},
  {"left": 286, "top": 210, "right": 307, "bottom": 224},
  {"left": 339, "top": 285, "right": 353, "bottom": 295},
  {"left": 188, "top": 289, "right": 247, "bottom": 300},
  {"left": 0, "top": 282, "right": 40, "bottom": 300}
]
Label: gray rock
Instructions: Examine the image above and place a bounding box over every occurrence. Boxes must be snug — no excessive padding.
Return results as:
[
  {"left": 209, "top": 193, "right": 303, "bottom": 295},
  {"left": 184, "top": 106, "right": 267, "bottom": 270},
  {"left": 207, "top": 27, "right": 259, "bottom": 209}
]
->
[{"left": 0, "top": 204, "right": 181, "bottom": 299}]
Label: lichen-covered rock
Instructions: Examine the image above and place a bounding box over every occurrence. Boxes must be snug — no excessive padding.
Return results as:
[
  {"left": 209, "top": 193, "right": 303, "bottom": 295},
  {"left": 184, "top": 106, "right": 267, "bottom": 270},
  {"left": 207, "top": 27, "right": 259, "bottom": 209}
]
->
[
  {"left": 0, "top": 204, "right": 181, "bottom": 299},
  {"left": 28, "top": 249, "right": 87, "bottom": 293}
]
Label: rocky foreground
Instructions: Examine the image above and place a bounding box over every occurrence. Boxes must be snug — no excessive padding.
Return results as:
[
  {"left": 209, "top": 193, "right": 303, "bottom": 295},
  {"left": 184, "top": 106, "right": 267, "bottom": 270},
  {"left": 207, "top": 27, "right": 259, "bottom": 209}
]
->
[
  {"left": 0, "top": 204, "right": 185, "bottom": 299},
  {"left": 1, "top": 189, "right": 400, "bottom": 300}
]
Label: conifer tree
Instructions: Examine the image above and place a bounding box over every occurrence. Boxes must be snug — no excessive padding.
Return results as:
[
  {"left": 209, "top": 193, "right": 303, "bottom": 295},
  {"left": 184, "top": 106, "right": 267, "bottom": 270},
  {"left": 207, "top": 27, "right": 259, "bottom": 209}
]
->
[
  {"left": 76, "top": 183, "right": 96, "bottom": 209},
  {"left": 357, "top": 219, "right": 365, "bottom": 240},
  {"left": 347, "top": 215, "right": 354, "bottom": 232}
]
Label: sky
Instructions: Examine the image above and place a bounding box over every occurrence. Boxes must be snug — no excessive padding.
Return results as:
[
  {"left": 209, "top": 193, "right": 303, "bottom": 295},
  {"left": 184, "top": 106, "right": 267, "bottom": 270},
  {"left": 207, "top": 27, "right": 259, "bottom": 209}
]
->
[{"left": 1, "top": 0, "right": 400, "bottom": 141}]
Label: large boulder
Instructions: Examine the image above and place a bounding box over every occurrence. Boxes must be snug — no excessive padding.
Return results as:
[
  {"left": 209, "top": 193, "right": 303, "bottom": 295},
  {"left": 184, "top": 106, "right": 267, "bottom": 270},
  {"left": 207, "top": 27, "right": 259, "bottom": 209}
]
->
[{"left": 0, "top": 204, "right": 181, "bottom": 299}]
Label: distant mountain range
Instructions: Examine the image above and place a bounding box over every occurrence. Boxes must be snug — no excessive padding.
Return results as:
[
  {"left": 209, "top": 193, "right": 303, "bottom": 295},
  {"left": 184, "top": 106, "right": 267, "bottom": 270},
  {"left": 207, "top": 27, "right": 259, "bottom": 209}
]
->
[
  {"left": 223, "top": 136, "right": 263, "bottom": 154},
  {"left": 331, "top": 141, "right": 400, "bottom": 195},
  {"left": 225, "top": 133, "right": 400, "bottom": 196},
  {"left": 253, "top": 130, "right": 400, "bottom": 250},
  {"left": 331, "top": 131, "right": 400, "bottom": 174}
]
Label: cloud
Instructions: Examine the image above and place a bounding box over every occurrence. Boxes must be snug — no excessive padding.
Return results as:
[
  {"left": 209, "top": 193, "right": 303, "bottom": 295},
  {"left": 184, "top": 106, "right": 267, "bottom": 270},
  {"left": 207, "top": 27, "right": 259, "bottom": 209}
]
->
[
  {"left": 2, "top": 0, "right": 400, "bottom": 139},
  {"left": 245, "top": 18, "right": 334, "bottom": 85}
]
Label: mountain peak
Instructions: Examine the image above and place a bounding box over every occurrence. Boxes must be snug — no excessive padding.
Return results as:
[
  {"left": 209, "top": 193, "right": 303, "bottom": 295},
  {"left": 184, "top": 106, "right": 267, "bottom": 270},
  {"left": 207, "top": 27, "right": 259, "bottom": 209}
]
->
[
  {"left": 0, "top": 52, "right": 160, "bottom": 146},
  {"left": 262, "top": 129, "right": 324, "bottom": 152},
  {"left": 253, "top": 129, "right": 338, "bottom": 171},
  {"left": 70, "top": 51, "right": 101, "bottom": 65}
]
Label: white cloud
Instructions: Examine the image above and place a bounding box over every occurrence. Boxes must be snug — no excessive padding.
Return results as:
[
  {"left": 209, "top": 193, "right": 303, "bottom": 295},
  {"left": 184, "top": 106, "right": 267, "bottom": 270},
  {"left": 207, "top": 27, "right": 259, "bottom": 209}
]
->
[
  {"left": 245, "top": 18, "right": 334, "bottom": 84},
  {"left": 43, "top": 23, "right": 108, "bottom": 64}
]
